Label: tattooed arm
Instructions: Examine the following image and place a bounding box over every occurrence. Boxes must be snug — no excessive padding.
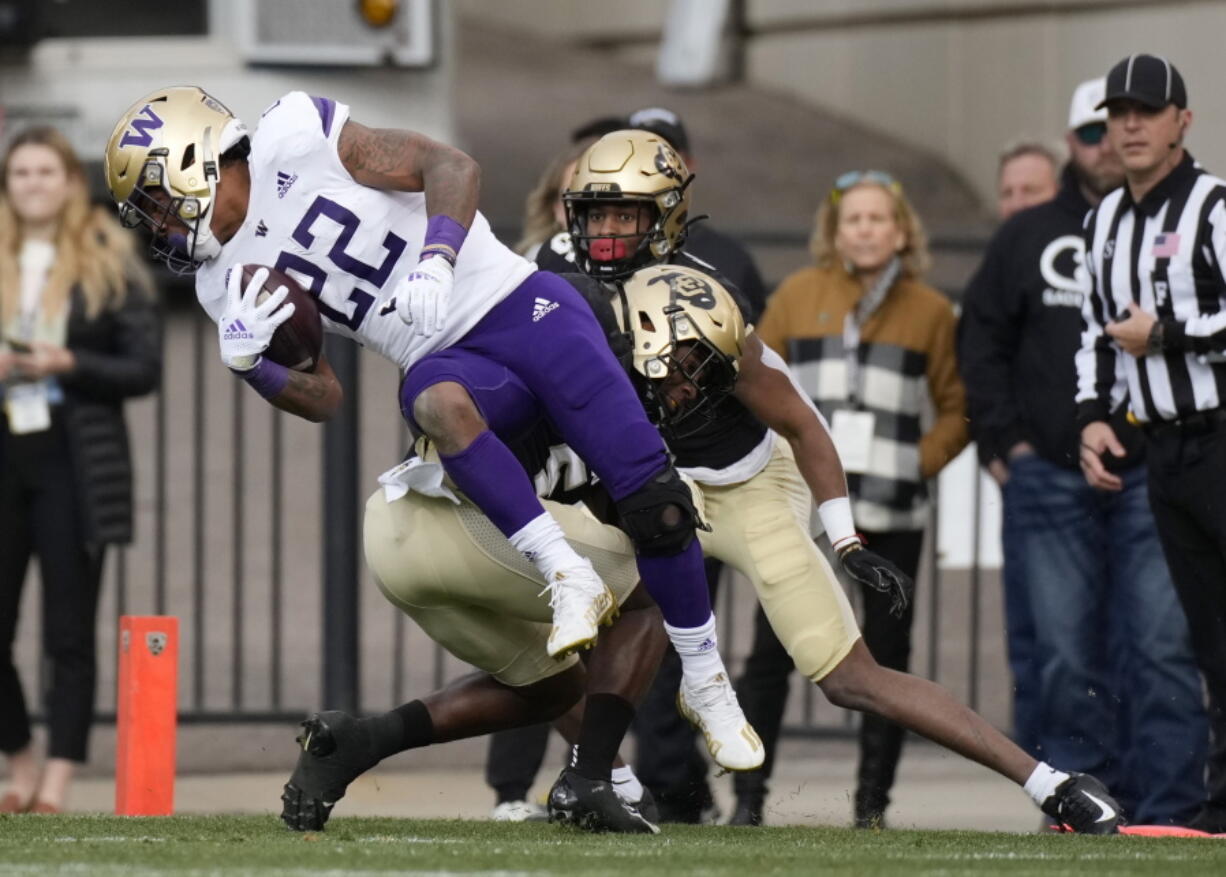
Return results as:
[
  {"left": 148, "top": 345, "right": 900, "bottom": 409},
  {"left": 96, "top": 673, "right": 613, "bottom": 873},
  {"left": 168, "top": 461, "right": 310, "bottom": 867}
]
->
[
  {"left": 337, "top": 120, "right": 479, "bottom": 228},
  {"left": 267, "top": 353, "right": 344, "bottom": 423}
]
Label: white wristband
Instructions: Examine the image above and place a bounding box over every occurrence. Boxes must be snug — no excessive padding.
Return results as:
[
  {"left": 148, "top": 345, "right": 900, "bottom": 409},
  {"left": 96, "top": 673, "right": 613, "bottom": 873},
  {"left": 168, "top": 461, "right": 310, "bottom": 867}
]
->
[{"left": 818, "top": 497, "right": 860, "bottom": 552}]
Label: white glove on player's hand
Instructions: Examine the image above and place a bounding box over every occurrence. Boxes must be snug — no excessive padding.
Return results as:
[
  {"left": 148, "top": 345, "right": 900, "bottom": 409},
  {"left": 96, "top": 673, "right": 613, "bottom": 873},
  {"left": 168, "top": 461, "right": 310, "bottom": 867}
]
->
[
  {"left": 218, "top": 266, "right": 296, "bottom": 372},
  {"left": 395, "top": 255, "right": 454, "bottom": 337}
]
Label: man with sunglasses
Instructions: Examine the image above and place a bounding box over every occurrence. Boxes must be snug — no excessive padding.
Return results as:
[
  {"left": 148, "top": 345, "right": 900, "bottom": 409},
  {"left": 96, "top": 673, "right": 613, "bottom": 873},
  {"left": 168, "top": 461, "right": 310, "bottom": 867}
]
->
[{"left": 959, "top": 75, "right": 1207, "bottom": 827}]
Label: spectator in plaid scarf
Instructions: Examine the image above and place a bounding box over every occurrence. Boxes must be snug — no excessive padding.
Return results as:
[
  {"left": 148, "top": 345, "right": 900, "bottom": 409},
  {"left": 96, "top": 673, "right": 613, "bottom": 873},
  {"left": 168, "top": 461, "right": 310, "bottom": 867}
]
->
[{"left": 731, "top": 170, "right": 967, "bottom": 829}]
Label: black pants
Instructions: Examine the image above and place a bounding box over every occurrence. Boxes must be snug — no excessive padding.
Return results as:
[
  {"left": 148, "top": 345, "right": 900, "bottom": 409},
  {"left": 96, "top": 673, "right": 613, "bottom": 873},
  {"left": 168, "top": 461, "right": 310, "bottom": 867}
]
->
[
  {"left": 1146, "top": 420, "right": 1226, "bottom": 821},
  {"left": 483, "top": 557, "right": 723, "bottom": 817},
  {"left": 0, "top": 416, "right": 105, "bottom": 763},
  {"left": 733, "top": 529, "right": 924, "bottom": 818}
]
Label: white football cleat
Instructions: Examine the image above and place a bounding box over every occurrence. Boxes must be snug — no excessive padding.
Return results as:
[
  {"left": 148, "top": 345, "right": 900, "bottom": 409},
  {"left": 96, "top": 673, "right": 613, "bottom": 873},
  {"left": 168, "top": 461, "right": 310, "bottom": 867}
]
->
[
  {"left": 678, "top": 672, "right": 765, "bottom": 771},
  {"left": 542, "top": 559, "right": 617, "bottom": 658},
  {"left": 490, "top": 800, "right": 548, "bottom": 822}
]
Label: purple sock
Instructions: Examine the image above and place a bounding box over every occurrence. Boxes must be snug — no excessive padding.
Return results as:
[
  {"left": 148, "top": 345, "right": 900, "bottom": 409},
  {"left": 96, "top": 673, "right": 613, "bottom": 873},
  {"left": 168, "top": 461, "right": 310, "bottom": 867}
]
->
[
  {"left": 439, "top": 430, "right": 546, "bottom": 537},
  {"left": 636, "top": 540, "right": 712, "bottom": 628}
]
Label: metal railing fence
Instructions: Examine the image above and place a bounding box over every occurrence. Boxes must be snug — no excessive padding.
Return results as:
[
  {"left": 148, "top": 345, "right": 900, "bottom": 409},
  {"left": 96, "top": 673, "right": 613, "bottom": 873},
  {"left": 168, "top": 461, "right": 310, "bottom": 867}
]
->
[{"left": 18, "top": 233, "right": 1010, "bottom": 741}]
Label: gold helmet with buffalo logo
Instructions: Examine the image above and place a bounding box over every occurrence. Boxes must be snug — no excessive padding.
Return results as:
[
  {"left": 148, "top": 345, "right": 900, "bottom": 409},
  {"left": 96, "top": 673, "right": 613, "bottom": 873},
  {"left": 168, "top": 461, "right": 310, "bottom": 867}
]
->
[
  {"left": 563, "top": 129, "right": 693, "bottom": 280},
  {"left": 613, "top": 264, "right": 746, "bottom": 437}
]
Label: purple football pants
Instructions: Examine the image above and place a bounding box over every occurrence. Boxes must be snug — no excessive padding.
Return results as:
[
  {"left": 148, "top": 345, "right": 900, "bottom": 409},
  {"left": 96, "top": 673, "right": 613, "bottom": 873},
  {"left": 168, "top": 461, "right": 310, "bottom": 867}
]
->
[{"left": 400, "top": 270, "right": 713, "bottom": 627}]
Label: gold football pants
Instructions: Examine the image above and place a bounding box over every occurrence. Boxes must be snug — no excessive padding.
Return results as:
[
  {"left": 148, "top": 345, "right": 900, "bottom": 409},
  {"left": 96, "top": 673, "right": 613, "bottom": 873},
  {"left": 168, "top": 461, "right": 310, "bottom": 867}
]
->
[
  {"left": 696, "top": 441, "right": 860, "bottom": 681},
  {"left": 363, "top": 490, "right": 640, "bottom": 687}
]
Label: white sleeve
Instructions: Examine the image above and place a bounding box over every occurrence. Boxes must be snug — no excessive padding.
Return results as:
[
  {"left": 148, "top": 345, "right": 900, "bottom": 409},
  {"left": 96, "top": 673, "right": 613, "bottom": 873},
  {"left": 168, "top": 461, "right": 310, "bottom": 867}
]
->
[{"left": 257, "top": 91, "right": 352, "bottom": 179}]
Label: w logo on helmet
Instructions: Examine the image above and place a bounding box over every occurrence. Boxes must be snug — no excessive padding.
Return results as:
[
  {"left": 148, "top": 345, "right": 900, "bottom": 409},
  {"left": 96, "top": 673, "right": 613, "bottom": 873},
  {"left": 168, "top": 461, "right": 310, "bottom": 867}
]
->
[{"left": 119, "top": 105, "right": 165, "bottom": 149}]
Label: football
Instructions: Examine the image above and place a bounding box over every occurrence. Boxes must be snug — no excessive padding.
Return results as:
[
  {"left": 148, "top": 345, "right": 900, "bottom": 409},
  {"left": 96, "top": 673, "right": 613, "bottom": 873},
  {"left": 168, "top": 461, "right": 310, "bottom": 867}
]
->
[{"left": 242, "top": 264, "right": 323, "bottom": 372}]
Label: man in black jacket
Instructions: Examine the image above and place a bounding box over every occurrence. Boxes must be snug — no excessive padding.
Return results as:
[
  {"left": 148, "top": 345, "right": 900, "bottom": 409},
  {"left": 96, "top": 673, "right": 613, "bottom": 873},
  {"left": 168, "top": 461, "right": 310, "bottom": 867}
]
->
[{"left": 958, "top": 77, "right": 1206, "bottom": 826}]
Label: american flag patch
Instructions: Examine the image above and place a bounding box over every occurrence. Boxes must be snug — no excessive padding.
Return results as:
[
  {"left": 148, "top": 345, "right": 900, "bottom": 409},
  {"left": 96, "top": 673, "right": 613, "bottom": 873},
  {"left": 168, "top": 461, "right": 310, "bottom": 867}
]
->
[{"left": 1152, "top": 232, "right": 1181, "bottom": 258}]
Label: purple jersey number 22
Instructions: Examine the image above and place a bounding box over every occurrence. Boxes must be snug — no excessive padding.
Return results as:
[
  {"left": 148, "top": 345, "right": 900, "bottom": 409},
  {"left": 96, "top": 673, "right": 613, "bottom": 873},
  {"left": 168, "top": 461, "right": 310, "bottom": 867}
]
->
[{"left": 275, "top": 195, "right": 407, "bottom": 331}]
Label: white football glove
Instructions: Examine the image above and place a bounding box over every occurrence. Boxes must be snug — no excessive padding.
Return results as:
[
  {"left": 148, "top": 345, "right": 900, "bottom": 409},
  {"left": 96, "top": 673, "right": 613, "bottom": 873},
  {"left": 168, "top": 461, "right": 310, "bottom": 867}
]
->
[
  {"left": 395, "top": 255, "right": 454, "bottom": 337},
  {"left": 218, "top": 266, "right": 296, "bottom": 372}
]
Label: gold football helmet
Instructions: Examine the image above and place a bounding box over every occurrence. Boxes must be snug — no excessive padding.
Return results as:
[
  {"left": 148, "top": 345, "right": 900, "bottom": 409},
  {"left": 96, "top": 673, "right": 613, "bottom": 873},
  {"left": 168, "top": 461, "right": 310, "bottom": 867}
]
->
[
  {"left": 104, "top": 86, "right": 248, "bottom": 274},
  {"left": 564, "top": 129, "right": 693, "bottom": 280},
  {"left": 614, "top": 264, "right": 746, "bottom": 437}
]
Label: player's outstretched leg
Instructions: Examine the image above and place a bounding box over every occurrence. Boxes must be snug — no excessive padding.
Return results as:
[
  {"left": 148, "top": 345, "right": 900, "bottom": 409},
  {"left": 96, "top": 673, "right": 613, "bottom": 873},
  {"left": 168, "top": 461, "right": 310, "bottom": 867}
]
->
[
  {"left": 547, "top": 768, "right": 659, "bottom": 834},
  {"left": 817, "top": 640, "right": 1123, "bottom": 834},
  {"left": 282, "top": 669, "right": 582, "bottom": 830}
]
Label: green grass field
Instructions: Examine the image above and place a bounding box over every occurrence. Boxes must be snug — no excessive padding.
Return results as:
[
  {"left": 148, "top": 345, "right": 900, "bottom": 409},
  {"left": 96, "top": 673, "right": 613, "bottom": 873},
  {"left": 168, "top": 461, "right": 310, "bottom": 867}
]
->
[{"left": 2, "top": 815, "right": 1225, "bottom": 876}]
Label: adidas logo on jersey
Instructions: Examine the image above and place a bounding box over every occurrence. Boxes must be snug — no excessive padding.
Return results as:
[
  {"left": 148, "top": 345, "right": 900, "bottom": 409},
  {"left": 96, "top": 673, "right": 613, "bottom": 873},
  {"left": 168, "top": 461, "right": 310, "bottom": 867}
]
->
[
  {"left": 255, "top": 220, "right": 269, "bottom": 237},
  {"left": 222, "top": 319, "right": 254, "bottom": 341},
  {"left": 532, "top": 297, "right": 559, "bottom": 322},
  {"left": 275, "top": 171, "right": 298, "bottom": 199}
]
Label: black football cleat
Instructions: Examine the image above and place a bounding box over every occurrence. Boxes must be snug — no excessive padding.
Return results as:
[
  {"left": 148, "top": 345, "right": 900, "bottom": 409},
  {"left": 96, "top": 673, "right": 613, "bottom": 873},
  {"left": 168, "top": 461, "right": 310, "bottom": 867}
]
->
[
  {"left": 1040, "top": 772, "right": 1123, "bottom": 835},
  {"left": 631, "top": 785, "right": 660, "bottom": 826},
  {"left": 548, "top": 769, "right": 660, "bottom": 834},
  {"left": 729, "top": 794, "right": 764, "bottom": 827},
  {"left": 280, "top": 711, "right": 380, "bottom": 831}
]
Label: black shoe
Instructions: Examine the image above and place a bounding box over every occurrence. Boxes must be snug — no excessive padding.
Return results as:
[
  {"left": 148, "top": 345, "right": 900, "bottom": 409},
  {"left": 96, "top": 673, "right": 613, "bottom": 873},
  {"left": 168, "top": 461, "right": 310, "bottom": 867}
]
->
[
  {"left": 729, "top": 795, "right": 764, "bottom": 827},
  {"left": 280, "top": 711, "right": 380, "bottom": 831},
  {"left": 631, "top": 785, "right": 660, "bottom": 825},
  {"left": 1186, "top": 806, "right": 1226, "bottom": 834},
  {"left": 1039, "top": 772, "right": 1123, "bottom": 835},
  {"left": 853, "top": 788, "right": 889, "bottom": 830},
  {"left": 854, "top": 810, "right": 887, "bottom": 830},
  {"left": 548, "top": 769, "right": 659, "bottom": 834}
]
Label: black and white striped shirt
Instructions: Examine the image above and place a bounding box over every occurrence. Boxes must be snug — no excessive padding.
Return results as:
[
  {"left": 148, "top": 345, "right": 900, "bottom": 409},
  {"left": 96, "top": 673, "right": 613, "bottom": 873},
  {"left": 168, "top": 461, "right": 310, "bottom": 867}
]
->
[{"left": 1076, "top": 153, "right": 1226, "bottom": 425}]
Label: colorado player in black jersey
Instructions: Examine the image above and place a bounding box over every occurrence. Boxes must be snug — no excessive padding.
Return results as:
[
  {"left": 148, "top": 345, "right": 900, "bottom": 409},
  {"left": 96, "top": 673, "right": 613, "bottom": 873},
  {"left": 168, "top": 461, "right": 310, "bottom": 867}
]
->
[{"left": 527, "top": 130, "right": 1125, "bottom": 834}]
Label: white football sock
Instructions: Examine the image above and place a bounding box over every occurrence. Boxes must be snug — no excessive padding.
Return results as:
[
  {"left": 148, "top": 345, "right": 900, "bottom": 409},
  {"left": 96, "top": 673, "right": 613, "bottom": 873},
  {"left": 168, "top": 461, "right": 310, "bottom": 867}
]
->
[
  {"left": 665, "top": 614, "right": 726, "bottom": 688},
  {"left": 611, "top": 765, "right": 644, "bottom": 804},
  {"left": 509, "top": 512, "right": 586, "bottom": 582},
  {"left": 1023, "top": 762, "right": 1070, "bottom": 806}
]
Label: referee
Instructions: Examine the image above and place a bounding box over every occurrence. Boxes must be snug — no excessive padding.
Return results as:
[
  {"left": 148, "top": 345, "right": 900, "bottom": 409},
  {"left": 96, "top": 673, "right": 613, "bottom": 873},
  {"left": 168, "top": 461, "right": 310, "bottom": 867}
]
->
[{"left": 1076, "top": 53, "right": 1225, "bottom": 834}]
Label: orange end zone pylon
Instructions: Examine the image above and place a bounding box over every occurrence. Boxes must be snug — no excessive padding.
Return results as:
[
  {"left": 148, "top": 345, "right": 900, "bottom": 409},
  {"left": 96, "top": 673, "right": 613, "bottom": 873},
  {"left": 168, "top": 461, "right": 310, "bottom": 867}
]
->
[{"left": 115, "top": 616, "right": 179, "bottom": 816}]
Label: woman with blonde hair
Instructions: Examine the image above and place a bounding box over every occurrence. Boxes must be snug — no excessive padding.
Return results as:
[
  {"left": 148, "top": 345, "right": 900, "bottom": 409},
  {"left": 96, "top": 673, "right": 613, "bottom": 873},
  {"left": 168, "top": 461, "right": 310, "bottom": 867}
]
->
[
  {"left": 0, "top": 126, "right": 160, "bottom": 813},
  {"left": 514, "top": 140, "right": 594, "bottom": 259},
  {"left": 736, "top": 170, "right": 967, "bottom": 829}
]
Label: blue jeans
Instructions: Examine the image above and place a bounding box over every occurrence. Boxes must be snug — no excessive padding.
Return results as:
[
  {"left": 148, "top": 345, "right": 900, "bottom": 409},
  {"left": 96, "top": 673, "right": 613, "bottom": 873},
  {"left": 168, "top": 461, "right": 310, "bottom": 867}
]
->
[
  {"left": 1002, "top": 454, "right": 1207, "bottom": 825},
  {"left": 999, "top": 509, "right": 1041, "bottom": 759}
]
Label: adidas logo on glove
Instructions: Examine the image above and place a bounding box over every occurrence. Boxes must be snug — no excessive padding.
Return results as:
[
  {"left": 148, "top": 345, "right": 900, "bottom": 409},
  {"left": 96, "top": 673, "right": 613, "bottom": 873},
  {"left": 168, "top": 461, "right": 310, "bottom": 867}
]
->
[{"left": 222, "top": 319, "right": 255, "bottom": 341}]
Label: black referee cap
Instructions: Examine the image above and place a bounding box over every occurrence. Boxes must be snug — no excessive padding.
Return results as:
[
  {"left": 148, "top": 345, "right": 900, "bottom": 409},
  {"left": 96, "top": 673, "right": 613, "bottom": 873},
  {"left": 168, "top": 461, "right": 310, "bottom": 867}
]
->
[{"left": 1097, "top": 53, "right": 1187, "bottom": 110}]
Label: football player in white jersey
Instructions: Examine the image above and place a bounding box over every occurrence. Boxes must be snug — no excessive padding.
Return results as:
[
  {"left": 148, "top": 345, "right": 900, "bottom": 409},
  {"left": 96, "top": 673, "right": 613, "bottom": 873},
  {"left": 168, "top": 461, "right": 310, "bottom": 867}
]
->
[{"left": 103, "top": 88, "right": 761, "bottom": 775}]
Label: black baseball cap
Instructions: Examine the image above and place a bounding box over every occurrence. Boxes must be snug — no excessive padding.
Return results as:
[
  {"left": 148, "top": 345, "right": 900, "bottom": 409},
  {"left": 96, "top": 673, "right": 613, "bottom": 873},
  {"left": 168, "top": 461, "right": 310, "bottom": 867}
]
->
[
  {"left": 626, "top": 106, "right": 690, "bottom": 155},
  {"left": 1097, "top": 53, "right": 1187, "bottom": 110},
  {"left": 570, "top": 115, "right": 628, "bottom": 144}
]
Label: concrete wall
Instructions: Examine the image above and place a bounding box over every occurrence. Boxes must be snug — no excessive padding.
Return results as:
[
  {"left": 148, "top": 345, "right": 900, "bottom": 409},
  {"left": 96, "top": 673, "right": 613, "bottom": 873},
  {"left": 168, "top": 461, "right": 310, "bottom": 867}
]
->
[
  {"left": 746, "top": 0, "right": 1226, "bottom": 206},
  {"left": 460, "top": 0, "right": 1226, "bottom": 208}
]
